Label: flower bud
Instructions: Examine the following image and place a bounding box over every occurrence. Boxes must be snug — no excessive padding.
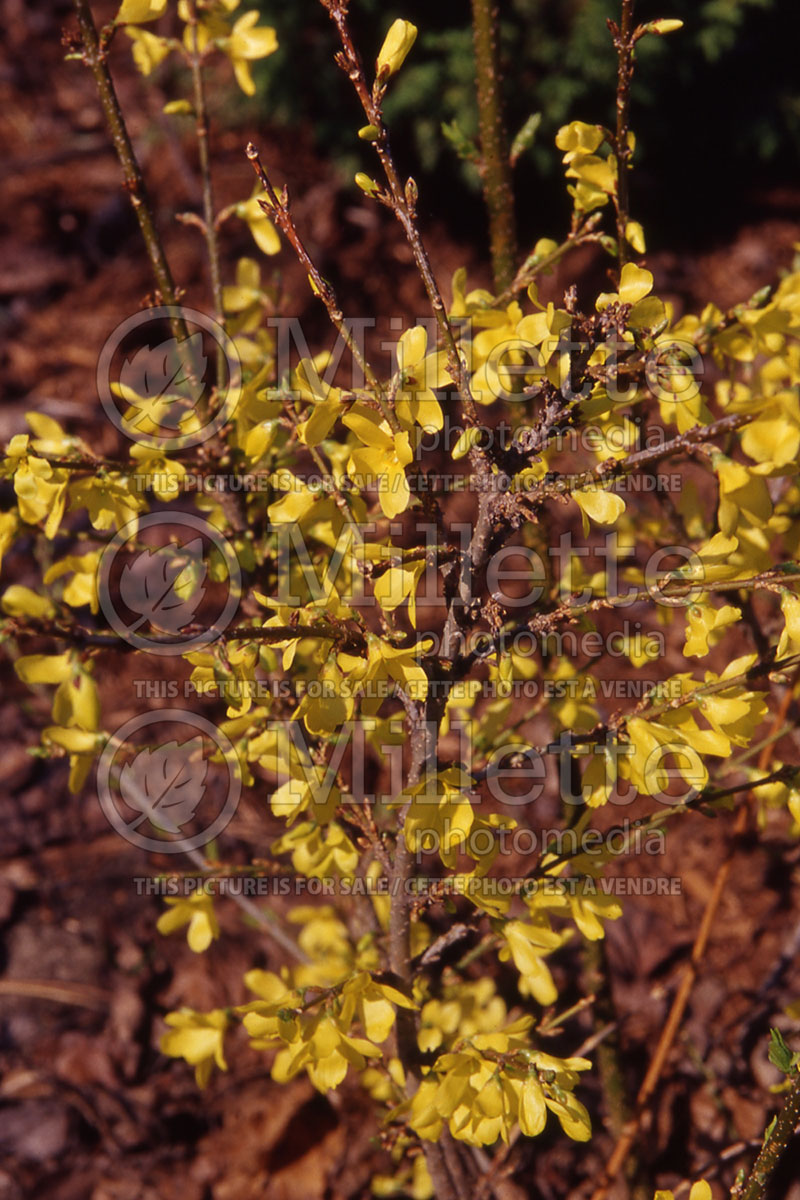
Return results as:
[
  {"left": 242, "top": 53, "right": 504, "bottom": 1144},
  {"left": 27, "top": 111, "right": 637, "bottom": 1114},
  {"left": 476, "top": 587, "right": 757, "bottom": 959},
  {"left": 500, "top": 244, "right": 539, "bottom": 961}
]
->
[
  {"left": 376, "top": 19, "right": 417, "bottom": 80},
  {"left": 637, "top": 18, "right": 683, "bottom": 38},
  {"left": 452, "top": 426, "right": 482, "bottom": 461},
  {"left": 358, "top": 124, "right": 381, "bottom": 142},
  {"left": 355, "top": 172, "right": 380, "bottom": 197}
]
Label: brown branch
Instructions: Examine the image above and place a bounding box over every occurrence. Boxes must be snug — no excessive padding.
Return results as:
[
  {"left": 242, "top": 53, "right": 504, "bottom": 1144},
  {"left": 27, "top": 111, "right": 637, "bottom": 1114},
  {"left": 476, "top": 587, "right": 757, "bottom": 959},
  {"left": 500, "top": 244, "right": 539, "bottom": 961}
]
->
[
  {"left": 321, "top": 0, "right": 484, "bottom": 440},
  {"left": 470, "top": 0, "right": 516, "bottom": 291},
  {"left": 73, "top": 0, "right": 183, "bottom": 338},
  {"left": 479, "top": 569, "right": 800, "bottom": 673},
  {"left": 494, "top": 217, "right": 604, "bottom": 308},
  {"left": 611, "top": 0, "right": 636, "bottom": 273},
  {"left": 524, "top": 411, "right": 754, "bottom": 508},
  {"left": 185, "top": 0, "right": 225, "bottom": 389},
  {"left": 734, "top": 1070, "right": 800, "bottom": 1200},
  {"left": 245, "top": 143, "right": 395, "bottom": 429},
  {"left": 3, "top": 619, "right": 368, "bottom": 657}
]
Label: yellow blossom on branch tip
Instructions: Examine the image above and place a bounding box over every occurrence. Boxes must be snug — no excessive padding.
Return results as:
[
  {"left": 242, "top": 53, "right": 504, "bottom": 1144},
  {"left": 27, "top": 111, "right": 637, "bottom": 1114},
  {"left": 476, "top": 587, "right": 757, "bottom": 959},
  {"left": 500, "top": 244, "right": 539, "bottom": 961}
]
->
[
  {"left": 376, "top": 19, "right": 418, "bottom": 80},
  {"left": 355, "top": 172, "right": 380, "bottom": 197},
  {"left": 640, "top": 18, "right": 684, "bottom": 37}
]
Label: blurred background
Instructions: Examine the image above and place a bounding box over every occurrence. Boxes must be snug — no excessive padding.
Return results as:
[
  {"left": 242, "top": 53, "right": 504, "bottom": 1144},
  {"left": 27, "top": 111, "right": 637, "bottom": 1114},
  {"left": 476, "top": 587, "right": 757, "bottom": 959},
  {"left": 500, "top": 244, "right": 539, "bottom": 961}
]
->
[{"left": 247, "top": 0, "right": 800, "bottom": 248}]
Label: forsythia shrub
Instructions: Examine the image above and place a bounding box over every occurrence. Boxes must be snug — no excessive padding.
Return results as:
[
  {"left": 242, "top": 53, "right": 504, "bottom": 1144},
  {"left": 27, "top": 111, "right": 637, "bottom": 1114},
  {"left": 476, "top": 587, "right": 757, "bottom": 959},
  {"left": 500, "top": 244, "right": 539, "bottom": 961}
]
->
[{"left": 4, "top": 0, "right": 800, "bottom": 1195}]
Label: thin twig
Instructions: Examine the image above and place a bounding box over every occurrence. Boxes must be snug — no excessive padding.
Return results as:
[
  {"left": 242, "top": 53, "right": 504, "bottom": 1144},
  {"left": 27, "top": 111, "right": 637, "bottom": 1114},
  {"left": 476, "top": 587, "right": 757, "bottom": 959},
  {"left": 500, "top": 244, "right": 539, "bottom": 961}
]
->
[
  {"left": 0, "top": 979, "right": 110, "bottom": 1009},
  {"left": 494, "top": 219, "right": 604, "bottom": 308},
  {"left": 185, "top": 0, "right": 225, "bottom": 390},
  {"left": 73, "top": 0, "right": 183, "bottom": 342},
  {"left": 245, "top": 144, "right": 394, "bottom": 428},
  {"left": 321, "top": 0, "right": 483, "bottom": 437}
]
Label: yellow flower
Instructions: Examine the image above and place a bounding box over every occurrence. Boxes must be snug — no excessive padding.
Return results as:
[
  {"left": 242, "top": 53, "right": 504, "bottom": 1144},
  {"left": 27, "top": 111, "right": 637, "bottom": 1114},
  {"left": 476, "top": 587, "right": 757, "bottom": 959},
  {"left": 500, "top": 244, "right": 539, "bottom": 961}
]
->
[
  {"left": 43, "top": 553, "right": 100, "bottom": 613},
  {"left": 555, "top": 121, "right": 604, "bottom": 162},
  {"left": 161, "top": 1008, "right": 228, "bottom": 1088},
  {"left": 355, "top": 634, "right": 432, "bottom": 717},
  {"left": 376, "top": 19, "right": 417, "bottom": 80},
  {"left": 713, "top": 453, "right": 772, "bottom": 538},
  {"left": 777, "top": 590, "right": 800, "bottom": 659},
  {"left": 224, "top": 10, "right": 278, "bottom": 96},
  {"left": 556, "top": 121, "right": 616, "bottom": 213},
  {"left": 292, "top": 358, "right": 344, "bottom": 447},
  {"left": 272, "top": 821, "right": 359, "bottom": 881},
  {"left": 683, "top": 602, "right": 741, "bottom": 658},
  {"left": 68, "top": 474, "right": 146, "bottom": 533},
  {"left": 417, "top": 979, "right": 507, "bottom": 1053},
  {"left": 344, "top": 404, "right": 414, "bottom": 519},
  {"left": 596, "top": 263, "right": 666, "bottom": 333},
  {"left": 4, "top": 434, "right": 68, "bottom": 537},
  {"left": 409, "top": 1042, "right": 591, "bottom": 1146},
  {"left": 573, "top": 485, "right": 626, "bottom": 535},
  {"left": 394, "top": 326, "right": 449, "bottom": 432},
  {"left": 339, "top": 972, "right": 416, "bottom": 1043},
  {"left": 268, "top": 1009, "right": 383, "bottom": 1092},
  {"left": 236, "top": 191, "right": 281, "bottom": 256},
  {"left": 116, "top": 0, "right": 167, "bottom": 23},
  {"left": 373, "top": 557, "right": 427, "bottom": 629},
  {"left": 399, "top": 767, "right": 476, "bottom": 867},
  {"left": 500, "top": 919, "right": 566, "bottom": 1005},
  {"left": 270, "top": 768, "right": 340, "bottom": 826},
  {"left": 1, "top": 585, "right": 55, "bottom": 621},
  {"left": 655, "top": 1183, "right": 712, "bottom": 1200},
  {"left": 125, "top": 26, "right": 171, "bottom": 74},
  {"left": 0, "top": 510, "right": 19, "bottom": 574},
  {"left": 740, "top": 398, "right": 800, "bottom": 470},
  {"left": 130, "top": 445, "right": 187, "bottom": 500},
  {"left": 156, "top": 890, "right": 220, "bottom": 953}
]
